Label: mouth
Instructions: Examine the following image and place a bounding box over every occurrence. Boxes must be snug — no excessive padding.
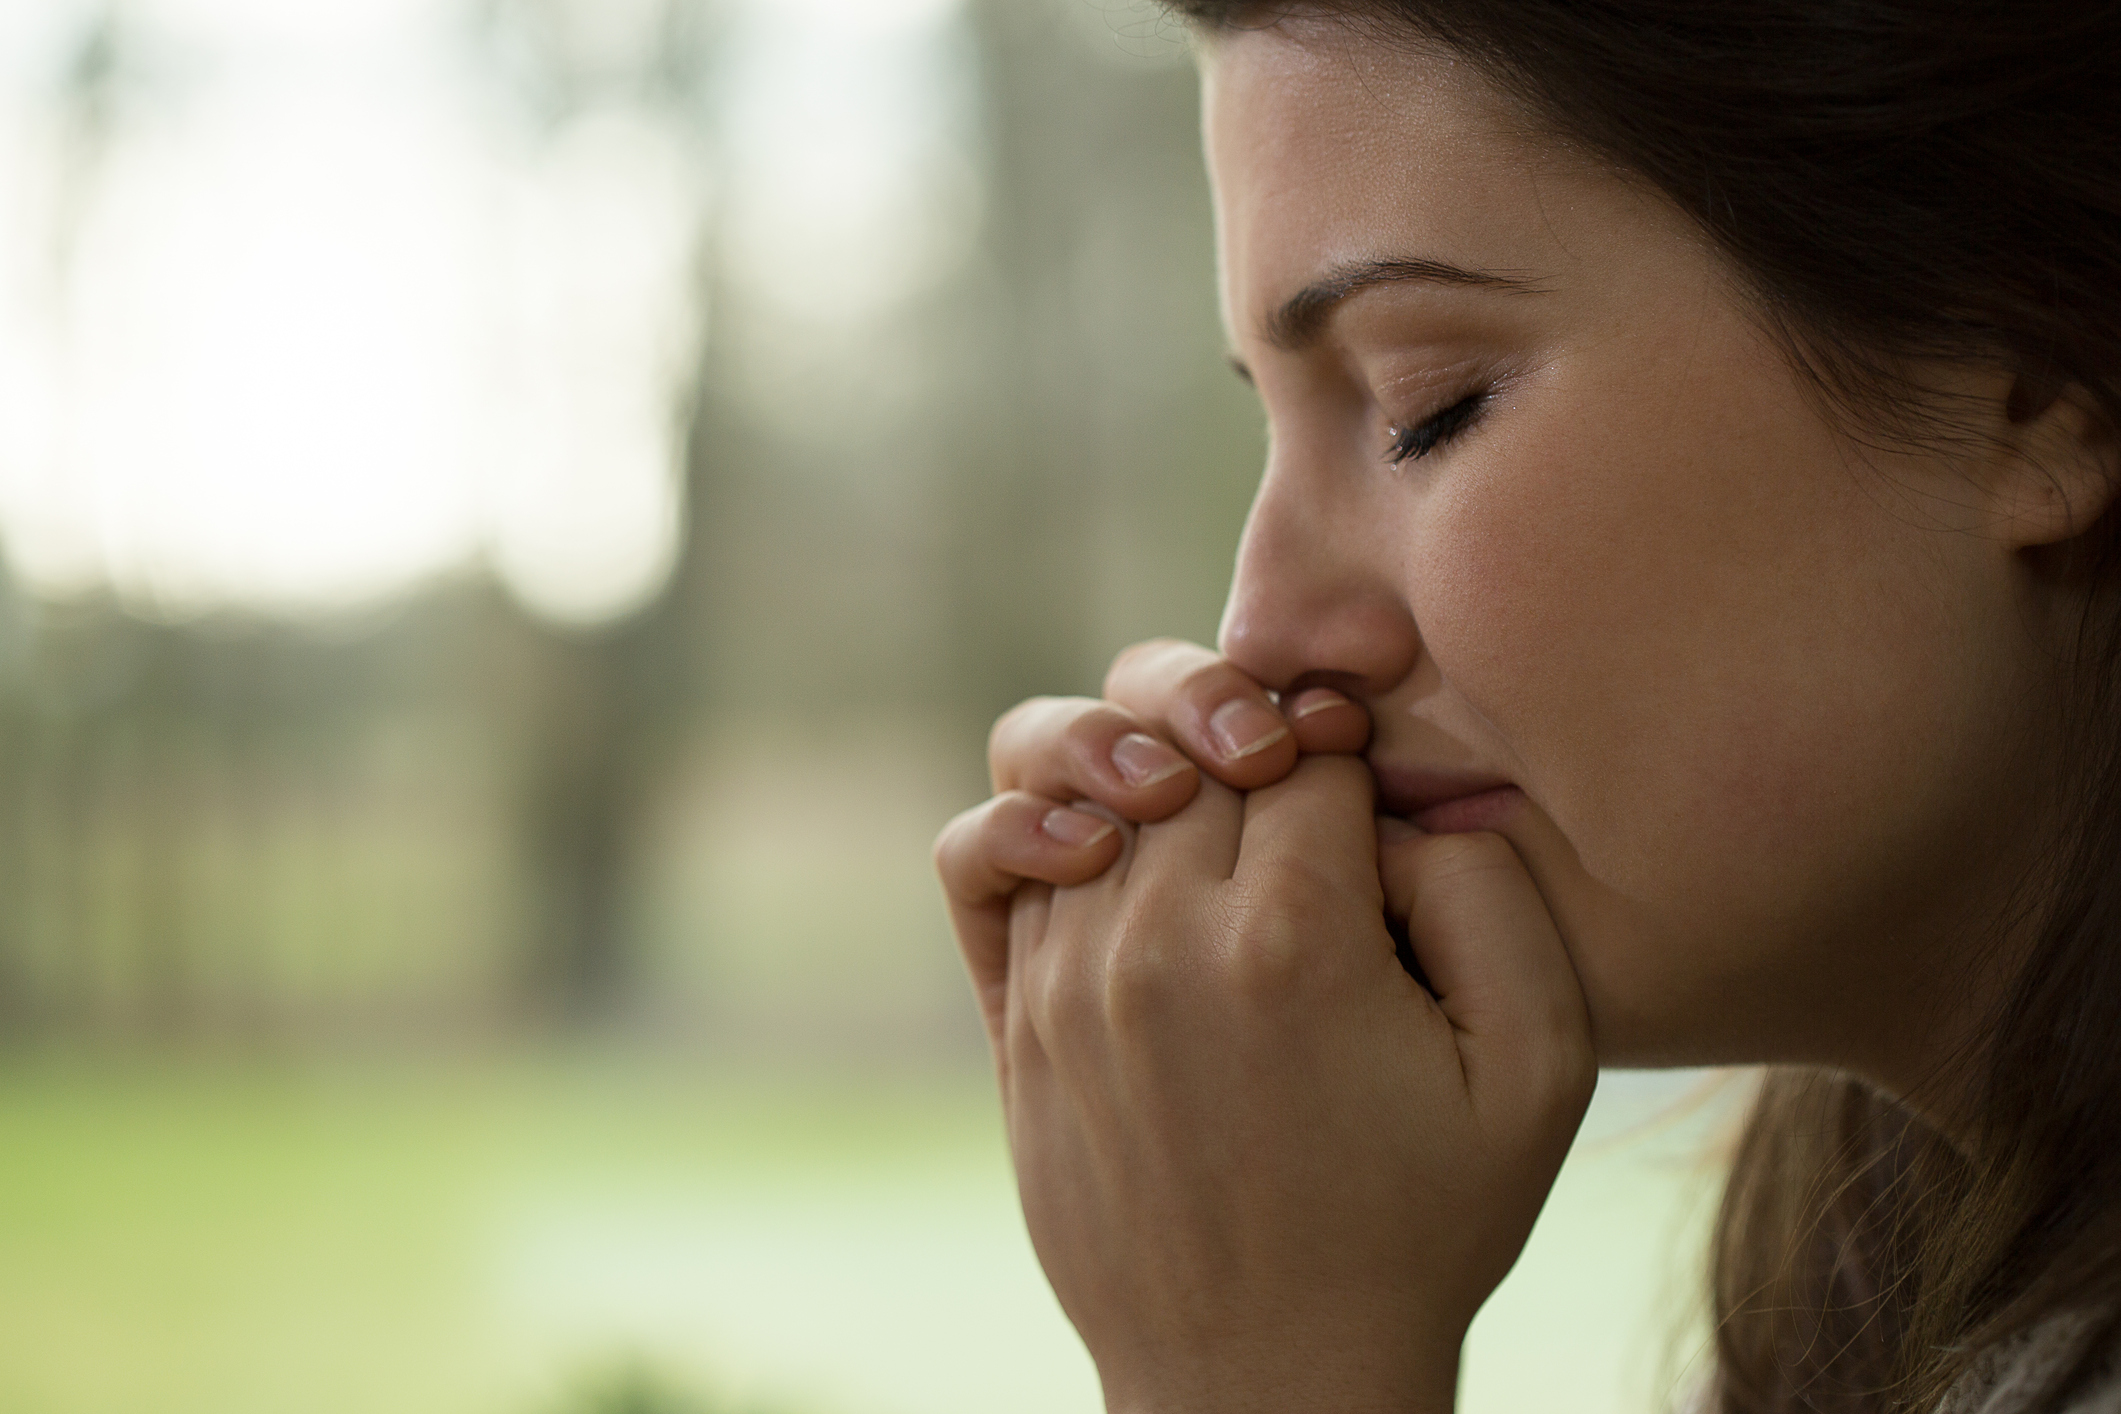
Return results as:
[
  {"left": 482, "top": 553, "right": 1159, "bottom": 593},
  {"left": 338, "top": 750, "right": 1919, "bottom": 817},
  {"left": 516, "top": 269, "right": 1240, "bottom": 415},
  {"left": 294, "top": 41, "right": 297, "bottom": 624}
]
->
[{"left": 1370, "top": 762, "right": 1524, "bottom": 834}]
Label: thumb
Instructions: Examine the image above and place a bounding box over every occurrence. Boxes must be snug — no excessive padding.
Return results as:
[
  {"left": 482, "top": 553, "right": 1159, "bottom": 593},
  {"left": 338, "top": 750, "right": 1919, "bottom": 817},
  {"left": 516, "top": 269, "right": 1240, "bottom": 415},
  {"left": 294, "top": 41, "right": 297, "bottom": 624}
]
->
[{"left": 1378, "top": 819, "right": 1594, "bottom": 1128}]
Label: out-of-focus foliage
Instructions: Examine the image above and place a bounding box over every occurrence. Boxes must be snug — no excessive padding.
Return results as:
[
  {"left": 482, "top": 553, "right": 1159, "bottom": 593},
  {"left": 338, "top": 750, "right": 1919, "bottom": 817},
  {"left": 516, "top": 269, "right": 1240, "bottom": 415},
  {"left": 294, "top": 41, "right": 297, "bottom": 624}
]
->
[
  {"left": 538, "top": 1360, "right": 806, "bottom": 1414},
  {"left": 0, "top": 0, "right": 1259, "bottom": 1054},
  {"left": 0, "top": 8, "right": 1716, "bottom": 1414}
]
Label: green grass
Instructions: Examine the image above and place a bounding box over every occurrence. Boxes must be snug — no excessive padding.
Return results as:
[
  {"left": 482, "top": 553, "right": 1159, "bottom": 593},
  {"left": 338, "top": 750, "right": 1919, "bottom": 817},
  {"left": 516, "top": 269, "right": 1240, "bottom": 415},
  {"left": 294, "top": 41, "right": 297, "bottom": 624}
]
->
[{"left": 0, "top": 1055, "right": 1723, "bottom": 1414}]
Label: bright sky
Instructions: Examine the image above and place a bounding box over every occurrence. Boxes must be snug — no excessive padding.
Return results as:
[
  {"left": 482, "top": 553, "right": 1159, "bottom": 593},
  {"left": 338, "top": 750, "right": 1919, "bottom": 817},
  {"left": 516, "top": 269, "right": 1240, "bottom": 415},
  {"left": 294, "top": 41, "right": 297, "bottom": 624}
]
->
[{"left": 0, "top": 0, "right": 965, "bottom": 625}]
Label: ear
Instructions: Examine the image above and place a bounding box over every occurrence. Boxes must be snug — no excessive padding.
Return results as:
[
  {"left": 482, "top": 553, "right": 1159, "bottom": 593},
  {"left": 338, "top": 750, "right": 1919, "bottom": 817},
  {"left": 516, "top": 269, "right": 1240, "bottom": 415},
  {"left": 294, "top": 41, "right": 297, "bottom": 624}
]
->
[{"left": 1991, "top": 371, "right": 2120, "bottom": 549}]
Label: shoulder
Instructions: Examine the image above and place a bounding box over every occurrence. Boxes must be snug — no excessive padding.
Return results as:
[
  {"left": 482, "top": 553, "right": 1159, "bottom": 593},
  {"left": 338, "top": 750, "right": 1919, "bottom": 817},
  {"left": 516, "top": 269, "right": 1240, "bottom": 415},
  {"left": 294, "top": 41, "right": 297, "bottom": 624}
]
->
[
  {"left": 1675, "top": 1313, "right": 2121, "bottom": 1414},
  {"left": 1940, "top": 1312, "right": 2121, "bottom": 1414}
]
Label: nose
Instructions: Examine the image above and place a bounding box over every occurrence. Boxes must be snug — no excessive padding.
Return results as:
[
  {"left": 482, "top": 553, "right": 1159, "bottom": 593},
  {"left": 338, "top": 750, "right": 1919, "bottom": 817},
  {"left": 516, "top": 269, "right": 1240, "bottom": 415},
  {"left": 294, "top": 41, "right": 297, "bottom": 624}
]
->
[{"left": 1216, "top": 438, "right": 1423, "bottom": 697}]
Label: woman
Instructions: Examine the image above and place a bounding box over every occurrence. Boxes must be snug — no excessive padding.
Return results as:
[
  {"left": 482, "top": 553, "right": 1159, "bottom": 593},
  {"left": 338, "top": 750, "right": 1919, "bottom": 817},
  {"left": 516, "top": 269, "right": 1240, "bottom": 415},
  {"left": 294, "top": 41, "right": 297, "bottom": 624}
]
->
[{"left": 932, "top": 4, "right": 2121, "bottom": 1411}]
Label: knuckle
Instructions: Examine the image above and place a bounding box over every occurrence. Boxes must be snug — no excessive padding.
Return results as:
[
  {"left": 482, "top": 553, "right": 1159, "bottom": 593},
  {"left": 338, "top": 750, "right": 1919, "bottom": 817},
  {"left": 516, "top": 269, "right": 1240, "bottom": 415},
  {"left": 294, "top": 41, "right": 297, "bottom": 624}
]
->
[
  {"left": 988, "top": 695, "right": 1052, "bottom": 747},
  {"left": 937, "top": 792, "right": 1060, "bottom": 892},
  {"left": 1250, "top": 846, "right": 1347, "bottom": 917},
  {"left": 1410, "top": 829, "right": 1522, "bottom": 885},
  {"left": 1023, "top": 958, "right": 1074, "bottom": 1044},
  {"left": 987, "top": 695, "right": 1071, "bottom": 760},
  {"left": 990, "top": 697, "right": 1107, "bottom": 791},
  {"left": 1102, "top": 637, "right": 1190, "bottom": 695},
  {"left": 1101, "top": 904, "right": 1184, "bottom": 1028},
  {"left": 1048, "top": 966, "right": 1101, "bottom": 1040},
  {"left": 1210, "top": 884, "right": 1308, "bottom": 1001},
  {"left": 1064, "top": 702, "right": 1131, "bottom": 760},
  {"left": 1279, "top": 854, "right": 1340, "bottom": 911},
  {"left": 1023, "top": 934, "right": 1092, "bottom": 1041},
  {"left": 931, "top": 803, "right": 986, "bottom": 877}
]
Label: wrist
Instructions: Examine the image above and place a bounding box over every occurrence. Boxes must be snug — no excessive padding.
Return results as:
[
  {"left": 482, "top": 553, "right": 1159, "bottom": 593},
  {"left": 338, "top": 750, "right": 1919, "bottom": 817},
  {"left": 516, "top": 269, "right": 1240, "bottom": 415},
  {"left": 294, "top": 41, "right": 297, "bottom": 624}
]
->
[
  {"left": 1101, "top": 1343, "right": 1459, "bottom": 1414},
  {"left": 1106, "top": 1385, "right": 1455, "bottom": 1414}
]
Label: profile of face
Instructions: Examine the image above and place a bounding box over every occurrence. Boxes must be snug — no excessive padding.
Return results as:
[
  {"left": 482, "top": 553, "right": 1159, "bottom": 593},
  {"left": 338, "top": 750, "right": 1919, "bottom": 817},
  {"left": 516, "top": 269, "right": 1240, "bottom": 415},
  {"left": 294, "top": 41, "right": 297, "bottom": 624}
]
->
[{"left": 1203, "top": 20, "right": 2096, "bottom": 1087}]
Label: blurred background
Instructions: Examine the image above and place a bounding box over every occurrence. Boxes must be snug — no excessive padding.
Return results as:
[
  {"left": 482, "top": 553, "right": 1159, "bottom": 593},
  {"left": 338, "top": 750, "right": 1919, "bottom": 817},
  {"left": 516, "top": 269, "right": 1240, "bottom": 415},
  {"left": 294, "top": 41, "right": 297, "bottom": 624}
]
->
[{"left": 0, "top": 1, "right": 1723, "bottom": 1410}]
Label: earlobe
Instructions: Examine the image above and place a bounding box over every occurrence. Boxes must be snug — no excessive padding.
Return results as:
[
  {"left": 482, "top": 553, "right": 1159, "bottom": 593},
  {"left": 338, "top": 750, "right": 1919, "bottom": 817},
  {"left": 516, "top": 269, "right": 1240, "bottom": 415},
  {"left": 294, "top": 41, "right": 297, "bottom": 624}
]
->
[{"left": 1995, "top": 374, "right": 2120, "bottom": 549}]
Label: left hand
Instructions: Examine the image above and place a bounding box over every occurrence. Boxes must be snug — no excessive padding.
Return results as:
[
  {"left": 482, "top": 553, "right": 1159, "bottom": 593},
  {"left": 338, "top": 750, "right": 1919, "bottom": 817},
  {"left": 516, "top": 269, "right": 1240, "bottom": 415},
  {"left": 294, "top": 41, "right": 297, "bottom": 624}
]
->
[
  {"left": 932, "top": 640, "right": 1370, "bottom": 1063},
  {"left": 995, "top": 755, "right": 1594, "bottom": 1414}
]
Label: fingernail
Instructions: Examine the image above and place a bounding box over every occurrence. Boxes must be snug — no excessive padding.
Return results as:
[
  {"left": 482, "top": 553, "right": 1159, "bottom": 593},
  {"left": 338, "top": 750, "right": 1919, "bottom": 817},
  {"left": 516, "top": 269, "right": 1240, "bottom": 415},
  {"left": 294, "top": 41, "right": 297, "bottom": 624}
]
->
[
  {"left": 1111, "top": 732, "right": 1190, "bottom": 788},
  {"left": 1208, "top": 697, "right": 1290, "bottom": 761},
  {"left": 1288, "top": 688, "right": 1353, "bottom": 721},
  {"left": 1042, "top": 806, "right": 1116, "bottom": 848}
]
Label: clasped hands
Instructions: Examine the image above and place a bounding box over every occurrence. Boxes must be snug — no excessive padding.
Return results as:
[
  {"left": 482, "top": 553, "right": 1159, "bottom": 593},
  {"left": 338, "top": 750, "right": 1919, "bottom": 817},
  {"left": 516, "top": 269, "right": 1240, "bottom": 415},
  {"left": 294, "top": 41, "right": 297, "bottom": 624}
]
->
[{"left": 934, "top": 640, "right": 1595, "bottom": 1414}]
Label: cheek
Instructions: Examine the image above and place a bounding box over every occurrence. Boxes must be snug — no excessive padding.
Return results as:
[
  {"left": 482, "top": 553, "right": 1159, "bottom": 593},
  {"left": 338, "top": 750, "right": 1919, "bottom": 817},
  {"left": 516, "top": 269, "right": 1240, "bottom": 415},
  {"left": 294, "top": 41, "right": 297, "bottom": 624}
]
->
[{"left": 1406, "top": 369, "right": 1997, "bottom": 946}]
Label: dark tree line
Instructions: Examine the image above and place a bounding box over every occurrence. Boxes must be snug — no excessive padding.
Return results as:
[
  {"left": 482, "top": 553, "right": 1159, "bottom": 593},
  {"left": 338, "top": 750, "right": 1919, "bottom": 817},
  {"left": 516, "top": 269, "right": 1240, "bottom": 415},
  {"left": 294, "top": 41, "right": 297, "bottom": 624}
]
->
[{"left": 0, "top": 0, "right": 1260, "bottom": 1046}]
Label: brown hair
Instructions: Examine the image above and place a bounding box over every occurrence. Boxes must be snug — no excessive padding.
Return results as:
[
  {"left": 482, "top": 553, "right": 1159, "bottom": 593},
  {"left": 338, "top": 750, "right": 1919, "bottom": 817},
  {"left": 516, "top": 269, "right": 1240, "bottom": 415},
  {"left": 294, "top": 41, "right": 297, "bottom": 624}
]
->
[{"left": 1160, "top": 3, "right": 2121, "bottom": 1410}]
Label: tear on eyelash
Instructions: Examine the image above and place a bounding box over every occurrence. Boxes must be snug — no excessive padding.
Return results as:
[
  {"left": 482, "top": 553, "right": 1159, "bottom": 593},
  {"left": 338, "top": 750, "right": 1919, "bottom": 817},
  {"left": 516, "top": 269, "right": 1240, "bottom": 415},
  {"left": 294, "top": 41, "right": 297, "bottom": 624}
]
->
[{"left": 1386, "top": 392, "right": 1488, "bottom": 465}]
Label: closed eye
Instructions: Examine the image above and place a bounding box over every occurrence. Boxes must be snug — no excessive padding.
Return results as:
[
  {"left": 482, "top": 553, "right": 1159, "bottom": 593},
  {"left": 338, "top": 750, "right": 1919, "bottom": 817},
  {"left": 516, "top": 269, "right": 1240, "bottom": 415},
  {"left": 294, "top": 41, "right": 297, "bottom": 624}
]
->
[{"left": 1386, "top": 391, "right": 1488, "bottom": 465}]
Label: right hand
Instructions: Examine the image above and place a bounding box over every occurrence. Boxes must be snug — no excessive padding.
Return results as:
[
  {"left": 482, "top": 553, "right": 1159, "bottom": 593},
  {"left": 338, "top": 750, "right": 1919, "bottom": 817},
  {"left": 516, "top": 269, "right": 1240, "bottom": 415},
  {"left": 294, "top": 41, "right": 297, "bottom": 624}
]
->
[{"left": 932, "top": 638, "right": 1370, "bottom": 1054}]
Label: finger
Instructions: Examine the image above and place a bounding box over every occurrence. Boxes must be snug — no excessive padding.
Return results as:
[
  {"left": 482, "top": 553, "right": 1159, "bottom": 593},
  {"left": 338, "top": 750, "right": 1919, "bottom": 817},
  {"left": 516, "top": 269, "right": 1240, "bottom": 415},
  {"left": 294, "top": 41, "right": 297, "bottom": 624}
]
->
[
  {"left": 1102, "top": 639, "right": 1301, "bottom": 787},
  {"left": 935, "top": 794, "right": 1124, "bottom": 1048},
  {"left": 1233, "top": 754, "right": 1385, "bottom": 905},
  {"left": 1003, "top": 880, "right": 1055, "bottom": 1106},
  {"left": 1377, "top": 821, "right": 1594, "bottom": 1122},
  {"left": 940, "top": 790, "right": 1129, "bottom": 893},
  {"left": 1125, "top": 772, "right": 1247, "bottom": 886},
  {"left": 988, "top": 696, "right": 1201, "bottom": 822},
  {"left": 1284, "top": 684, "right": 1372, "bottom": 754}
]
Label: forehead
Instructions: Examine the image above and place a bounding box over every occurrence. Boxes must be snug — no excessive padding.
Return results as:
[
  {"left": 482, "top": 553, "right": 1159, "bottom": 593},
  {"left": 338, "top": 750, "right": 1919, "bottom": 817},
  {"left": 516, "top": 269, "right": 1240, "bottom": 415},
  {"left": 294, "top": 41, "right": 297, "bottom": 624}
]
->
[{"left": 1199, "top": 24, "right": 1665, "bottom": 333}]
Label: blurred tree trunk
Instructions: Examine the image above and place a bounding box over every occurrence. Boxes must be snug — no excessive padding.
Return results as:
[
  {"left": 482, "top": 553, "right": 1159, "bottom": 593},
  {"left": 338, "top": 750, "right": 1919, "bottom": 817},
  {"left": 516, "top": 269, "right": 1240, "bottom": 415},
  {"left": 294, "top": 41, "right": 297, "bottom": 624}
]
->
[
  {"left": 0, "top": 569, "right": 28, "bottom": 1032},
  {"left": 514, "top": 225, "right": 736, "bottom": 1027},
  {"left": 130, "top": 641, "right": 193, "bottom": 1037},
  {"left": 943, "top": 1, "right": 1258, "bottom": 749},
  {"left": 516, "top": 633, "right": 640, "bottom": 1020},
  {"left": 0, "top": 701, "right": 24, "bottom": 1034}
]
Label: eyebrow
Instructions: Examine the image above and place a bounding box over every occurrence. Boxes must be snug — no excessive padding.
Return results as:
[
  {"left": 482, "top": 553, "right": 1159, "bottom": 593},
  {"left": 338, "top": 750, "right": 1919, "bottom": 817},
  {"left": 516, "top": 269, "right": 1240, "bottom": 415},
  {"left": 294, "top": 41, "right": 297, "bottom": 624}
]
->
[{"left": 1259, "top": 256, "right": 1550, "bottom": 352}]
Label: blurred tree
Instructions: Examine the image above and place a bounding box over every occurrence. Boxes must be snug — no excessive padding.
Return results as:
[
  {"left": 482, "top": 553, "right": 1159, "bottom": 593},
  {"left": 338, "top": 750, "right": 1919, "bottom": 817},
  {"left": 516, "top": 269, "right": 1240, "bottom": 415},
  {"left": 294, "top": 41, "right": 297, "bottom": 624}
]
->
[
  {"left": 940, "top": 0, "right": 1260, "bottom": 742},
  {"left": 0, "top": 560, "right": 29, "bottom": 1029},
  {"left": 0, "top": 0, "right": 1264, "bottom": 1046},
  {"left": 539, "top": 1356, "right": 812, "bottom": 1414},
  {"left": 49, "top": 1, "right": 127, "bottom": 289},
  {"left": 464, "top": 0, "right": 721, "bottom": 1023}
]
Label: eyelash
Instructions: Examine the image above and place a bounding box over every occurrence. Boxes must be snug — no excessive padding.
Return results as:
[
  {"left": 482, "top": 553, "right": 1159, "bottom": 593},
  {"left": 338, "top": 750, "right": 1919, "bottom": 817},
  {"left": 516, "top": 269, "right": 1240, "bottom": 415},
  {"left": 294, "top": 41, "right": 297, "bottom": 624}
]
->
[{"left": 1385, "top": 391, "right": 1489, "bottom": 465}]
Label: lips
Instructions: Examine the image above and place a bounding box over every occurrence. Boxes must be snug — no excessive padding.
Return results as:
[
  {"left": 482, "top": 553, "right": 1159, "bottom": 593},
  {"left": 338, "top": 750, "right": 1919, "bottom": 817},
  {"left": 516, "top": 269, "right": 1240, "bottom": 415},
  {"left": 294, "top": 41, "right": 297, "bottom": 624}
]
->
[{"left": 1370, "top": 762, "right": 1523, "bottom": 834}]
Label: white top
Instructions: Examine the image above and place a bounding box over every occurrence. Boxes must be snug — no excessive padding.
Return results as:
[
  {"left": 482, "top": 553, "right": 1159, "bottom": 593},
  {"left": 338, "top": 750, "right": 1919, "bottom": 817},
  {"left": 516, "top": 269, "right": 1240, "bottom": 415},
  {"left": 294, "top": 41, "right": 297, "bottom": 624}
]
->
[
  {"left": 1939, "top": 1313, "right": 2121, "bottom": 1414},
  {"left": 1676, "top": 1313, "right": 2121, "bottom": 1414}
]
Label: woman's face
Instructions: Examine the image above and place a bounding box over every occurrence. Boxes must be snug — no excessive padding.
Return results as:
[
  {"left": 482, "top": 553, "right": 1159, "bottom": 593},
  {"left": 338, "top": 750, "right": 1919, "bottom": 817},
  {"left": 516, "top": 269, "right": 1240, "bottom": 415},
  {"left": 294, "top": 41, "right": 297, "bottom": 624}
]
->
[{"left": 1203, "top": 22, "right": 2062, "bottom": 1083}]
